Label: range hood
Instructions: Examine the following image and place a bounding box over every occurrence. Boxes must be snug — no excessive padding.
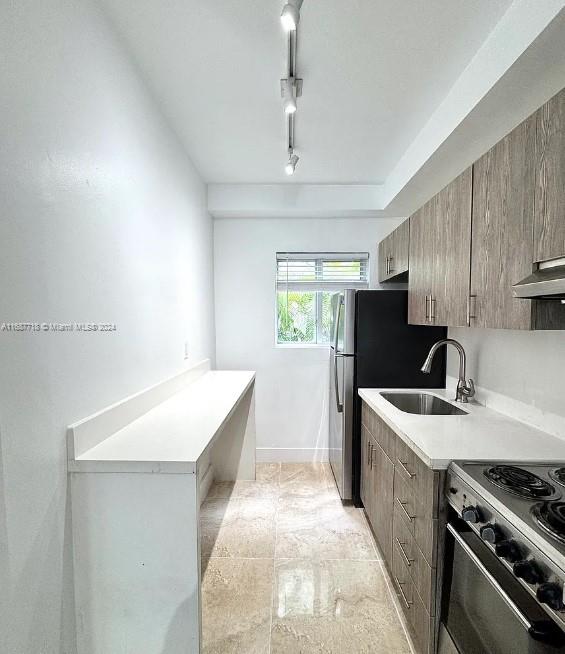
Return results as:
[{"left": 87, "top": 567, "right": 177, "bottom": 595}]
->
[{"left": 513, "top": 257, "right": 565, "bottom": 299}]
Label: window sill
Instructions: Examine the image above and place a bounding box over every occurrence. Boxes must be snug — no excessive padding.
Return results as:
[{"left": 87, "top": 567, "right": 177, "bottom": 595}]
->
[{"left": 275, "top": 343, "right": 330, "bottom": 349}]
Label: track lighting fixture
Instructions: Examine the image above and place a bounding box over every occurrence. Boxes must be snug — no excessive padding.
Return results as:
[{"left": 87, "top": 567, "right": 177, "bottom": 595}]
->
[
  {"left": 281, "top": 78, "right": 297, "bottom": 114},
  {"left": 285, "top": 153, "right": 299, "bottom": 176},
  {"left": 279, "top": 1, "right": 304, "bottom": 175},
  {"left": 280, "top": 0, "right": 303, "bottom": 32}
]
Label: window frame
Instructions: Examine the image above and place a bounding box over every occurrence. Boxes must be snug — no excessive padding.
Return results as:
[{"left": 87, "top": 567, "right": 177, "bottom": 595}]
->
[{"left": 274, "top": 252, "right": 370, "bottom": 348}]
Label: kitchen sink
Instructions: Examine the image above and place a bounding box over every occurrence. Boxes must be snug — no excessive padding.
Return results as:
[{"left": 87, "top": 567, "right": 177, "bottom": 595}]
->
[{"left": 379, "top": 392, "right": 468, "bottom": 416}]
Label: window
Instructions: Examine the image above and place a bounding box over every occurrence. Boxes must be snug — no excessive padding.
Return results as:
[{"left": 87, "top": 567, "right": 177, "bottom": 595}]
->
[{"left": 276, "top": 252, "right": 369, "bottom": 345}]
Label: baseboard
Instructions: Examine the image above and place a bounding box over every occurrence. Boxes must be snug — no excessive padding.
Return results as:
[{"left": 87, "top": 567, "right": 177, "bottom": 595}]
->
[{"left": 256, "top": 448, "right": 329, "bottom": 463}]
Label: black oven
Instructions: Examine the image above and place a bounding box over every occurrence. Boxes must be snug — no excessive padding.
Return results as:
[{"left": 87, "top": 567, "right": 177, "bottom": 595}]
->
[{"left": 439, "top": 514, "right": 565, "bottom": 654}]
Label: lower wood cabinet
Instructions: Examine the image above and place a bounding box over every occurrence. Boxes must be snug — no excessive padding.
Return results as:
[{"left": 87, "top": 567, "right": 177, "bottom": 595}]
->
[
  {"left": 369, "top": 436, "right": 395, "bottom": 565},
  {"left": 361, "top": 401, "right": 445, "bottom": 654}
]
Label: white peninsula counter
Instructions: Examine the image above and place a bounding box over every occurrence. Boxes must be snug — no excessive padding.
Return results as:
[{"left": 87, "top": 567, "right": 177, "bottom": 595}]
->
[{"left": 68, "top": 360, "right": 256, "bottom": 654}]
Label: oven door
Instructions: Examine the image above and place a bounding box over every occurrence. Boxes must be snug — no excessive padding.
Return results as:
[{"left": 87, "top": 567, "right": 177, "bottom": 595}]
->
[{"left": 440, "top": 517, "right": 565, "bottom": 654}]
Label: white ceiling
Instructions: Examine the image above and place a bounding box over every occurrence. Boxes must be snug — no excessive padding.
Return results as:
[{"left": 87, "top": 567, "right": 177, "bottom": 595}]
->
[{"left": 100, "top": 0, "right": 513, "bottom": 185}]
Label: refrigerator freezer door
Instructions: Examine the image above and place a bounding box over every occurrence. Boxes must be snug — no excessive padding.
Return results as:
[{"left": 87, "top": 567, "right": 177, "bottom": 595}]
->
[
  {"left": 329, "top": 350, "right": 354, "bottom": 500},
  {"left": 339, "top": 290, "right": 357, "bottom": 355},
  {"left": 331, "top": 290, "right": 356, "bottom": 355}
]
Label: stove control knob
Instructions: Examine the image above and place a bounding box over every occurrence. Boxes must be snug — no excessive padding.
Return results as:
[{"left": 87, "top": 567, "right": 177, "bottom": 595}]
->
[
  {"left": 513, "top": 560, "right": 543, "bottom": 585},
  {"left": 462, "top": 506, "right": 482, "bottom": 523},
  {"left": 536, "top": 583, "right": 564, "bottom": 611},
  {"left": 495, "top": 540, "right": 521, "bottom": 563},
  {"left": 480, "top": 523, "right": 502, "bottom": 544}
]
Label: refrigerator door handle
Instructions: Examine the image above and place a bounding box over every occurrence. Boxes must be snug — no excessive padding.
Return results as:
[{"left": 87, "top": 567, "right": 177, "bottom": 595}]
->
[
  {"left": 333, "top": 295, "right": 343, "bottom": 353},
  {"left": 333, "top": 351, "right": 343, "bottom": 413}
]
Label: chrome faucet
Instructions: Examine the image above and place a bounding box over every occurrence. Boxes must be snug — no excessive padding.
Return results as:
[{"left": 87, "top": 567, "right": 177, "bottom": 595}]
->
[{"left": 421, "top": 338, "right": 475, "bottom": 403}]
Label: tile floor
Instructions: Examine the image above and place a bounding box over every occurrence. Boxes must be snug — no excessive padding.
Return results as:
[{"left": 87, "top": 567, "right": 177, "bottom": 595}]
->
[{"left": 200, "top": 463, "right": 414, "bottom": 654}]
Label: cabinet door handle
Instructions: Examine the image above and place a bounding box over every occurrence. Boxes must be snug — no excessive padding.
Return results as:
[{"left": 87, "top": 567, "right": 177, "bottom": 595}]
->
[
  {"left": 425, "top": 295, "right": 430, "bottom": 322},
  {"left": 467, "top": 294, "right": 477, "bottom": 326},
  {"left": 395, "top": 538, "right": 414, "bottom": 567},
  {"left": 388, "top": 255, "right": 394, "bottom": 274},
  {"left": 397, "top": 458, "right": 416, "bottom": 479},
  {"left": 367, "top": 439, "right": 371, "bottom": 467},
  {"left": 396, "top": 498, "right": 415, "bottom": 522},
  {"left": 370, "top": 444, "right": 375, "bottom": 469},
  {"left": 394, "top": 576, "right": 413, "bottom": 609},
  {"left": 430, "top": 296, "right": 436, "bottom": 322}
]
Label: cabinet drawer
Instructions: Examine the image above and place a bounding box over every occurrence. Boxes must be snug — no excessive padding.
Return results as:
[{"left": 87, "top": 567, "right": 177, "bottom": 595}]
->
[
  {"left": 395, "top": 439, "right": 437, "bottom": 511},
  {"left": 394, "top": 472, "right": 438, "bottom": 566},
  {"left": 393, "top": 471, "right": 416, "bottom": 535},
  {"left": 393, "top": 507, "right": 436, "bottom": 615},
  {"left": 392, "top": 536, "right": 433, "bottom": 654},
  {"left": 372, "top": 412, "right": 396, "bottom": 461}
]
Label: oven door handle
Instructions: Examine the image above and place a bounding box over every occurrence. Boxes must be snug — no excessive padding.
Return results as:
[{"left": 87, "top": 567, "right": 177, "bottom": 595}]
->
[{"left": 447, "top": 522, "right": 564, "bottom": 644}]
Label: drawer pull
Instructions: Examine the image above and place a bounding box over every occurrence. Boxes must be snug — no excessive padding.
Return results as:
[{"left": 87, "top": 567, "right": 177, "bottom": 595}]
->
[
  {"left": 396, "top": 498, "right": 415, "bottom": 522},
  {"left": 397, "top": 458, "right": 415, "bottom": 479},
  {"left": 395, "top": 538, "right": 414, "bottom": 567},
  {"left": 394, "top": 575, "right": 413, "bottom": 609}
]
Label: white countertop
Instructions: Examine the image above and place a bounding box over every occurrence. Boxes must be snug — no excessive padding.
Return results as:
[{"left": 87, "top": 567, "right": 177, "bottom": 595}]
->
[
  {"left": 359, "top": 388, "right": 565, "bottom": 470},
  {"left": 71, "top": 370, "right": 255, "bottom": 473}
]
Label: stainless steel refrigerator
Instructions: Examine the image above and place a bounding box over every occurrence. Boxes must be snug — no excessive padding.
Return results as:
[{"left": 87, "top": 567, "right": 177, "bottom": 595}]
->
[{"left": 329, "top": 290, "right": 446, "bottom": 503}]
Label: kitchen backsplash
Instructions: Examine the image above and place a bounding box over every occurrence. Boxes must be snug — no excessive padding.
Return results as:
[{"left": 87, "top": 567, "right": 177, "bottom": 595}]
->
[{"left": 447, "top": 326, "right": 565, "bottom": 440}]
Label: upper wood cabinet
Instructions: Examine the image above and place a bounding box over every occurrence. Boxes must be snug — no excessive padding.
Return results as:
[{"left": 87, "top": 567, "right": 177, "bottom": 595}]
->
[
  {"left": 432, "top": 168, "right": 473, "bottom": 327},
  {"left": 378, "top": 219, "right": 409, "bottom": 282},
  {"left": 534, "top": 87, "right": 565, "bottom": 263},
  {"left": 408, "top": 168, "right": 472, "bottom": 327},
  {"left": 470, "top": 105, "right": 565, "bottom": 331},
  {"left": 470, "top": 115, "right": 537, "bottom": 330},
  {"left": 389, "top": 86, "right": 565, "bottom": 331},
  {"left": 407, "top": 200, "right": 435, "bottom": 325}
]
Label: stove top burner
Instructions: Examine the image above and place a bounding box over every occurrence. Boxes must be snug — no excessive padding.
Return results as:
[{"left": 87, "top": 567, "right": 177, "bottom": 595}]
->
[
  {"left": 484, "top": 465, "right": 557, "bottom": 499},
  {"left": 533, "top": 502, "right": 565, "bottom": 544},
  {"left": 550, "top": 468, "right": 565, "bottom": 488}
]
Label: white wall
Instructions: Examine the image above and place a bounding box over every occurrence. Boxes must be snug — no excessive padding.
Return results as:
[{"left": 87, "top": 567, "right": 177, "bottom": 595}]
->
[
  {"left": 448, "top": 327, "right": 565, "bottom": 438},
  {"left": 0, "top": 2, "right": 215, "bottom": 652},
  {"left": 214, "top": 217, "right": 405, "bottom": 461}
]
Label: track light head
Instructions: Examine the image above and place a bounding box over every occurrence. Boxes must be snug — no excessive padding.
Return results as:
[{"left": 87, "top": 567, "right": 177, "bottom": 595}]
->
[
  {"left": 281, "top": 78, "right": 297, "bottom": 114},
  {"left": 285, "top": 153, "right": 299, "bottom": 176},
  {"left": 281, "top": 0, "right": 303, "bottom": 31}
]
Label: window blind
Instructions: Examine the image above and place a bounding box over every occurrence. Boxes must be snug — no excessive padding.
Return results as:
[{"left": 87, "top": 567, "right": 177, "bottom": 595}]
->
[{"left": 276, "top": 252, "right": 369, "bottom": 291}]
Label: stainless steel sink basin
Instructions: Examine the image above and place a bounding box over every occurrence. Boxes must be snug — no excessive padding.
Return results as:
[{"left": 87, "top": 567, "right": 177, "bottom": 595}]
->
[{"left": 379, "top": 392, "right": 467, "bottom": 416}]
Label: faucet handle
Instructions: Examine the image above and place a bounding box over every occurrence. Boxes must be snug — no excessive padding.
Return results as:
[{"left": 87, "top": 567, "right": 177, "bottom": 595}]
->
[
  {"left": 463, "top": 379, "right": 475, "bottom": 399},
  {"left": 468, "top": 379, "right": 475, "bottom": 398}
]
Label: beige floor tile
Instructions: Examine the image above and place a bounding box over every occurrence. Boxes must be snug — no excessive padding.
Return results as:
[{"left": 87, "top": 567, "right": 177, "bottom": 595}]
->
[
  {"left": 200, "top": 497, "right": 277, "bottom": 562},
  {"left": 205, "top": 463, "right": 281, "bottom": 501},
  {"left": 256, "top": 462, "right": 281, "bottom": 482},
  {"left": 276, "top": 495, "right": 377, "bottom": 560},
  {"left": 202, "top": 558, "right": 273, "bottom": 654},
  {"left": 206, "top": 480, "right": 280, "bottom": 501},
  {"left": 280, "top": 462, "right": 339, "bottom": 499},
  {"left": 270, "top": 559, "right": 412, "bottom": 654}
]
